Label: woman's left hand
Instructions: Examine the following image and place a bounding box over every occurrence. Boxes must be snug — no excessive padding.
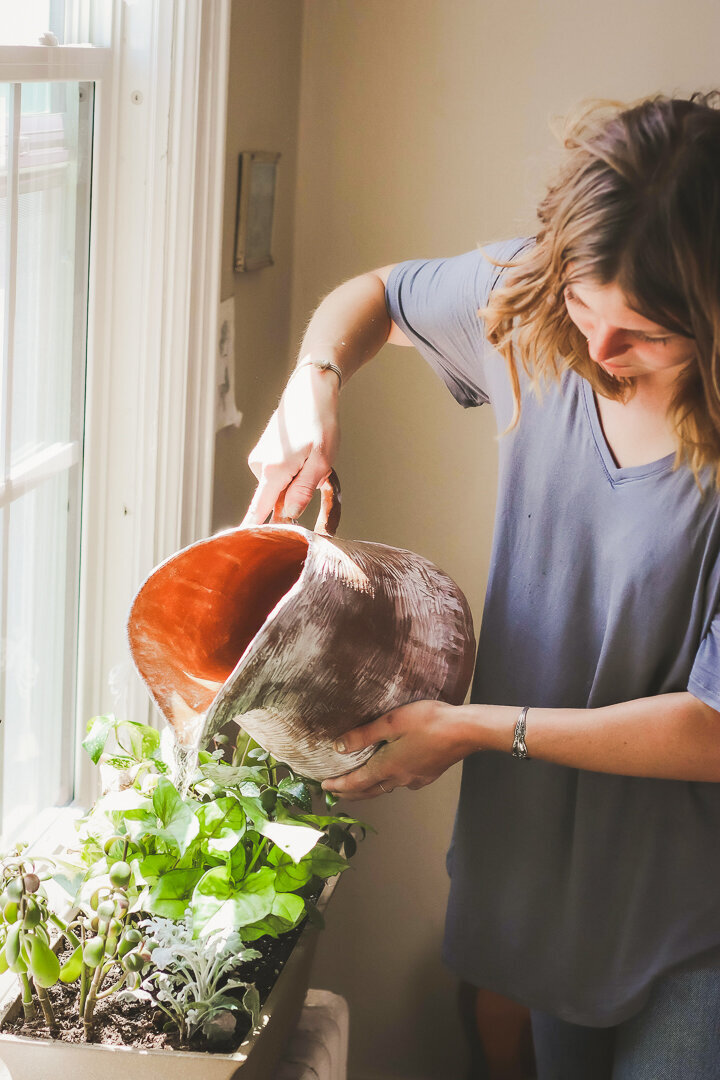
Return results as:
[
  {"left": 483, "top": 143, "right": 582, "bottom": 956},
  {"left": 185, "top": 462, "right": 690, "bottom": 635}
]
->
[{"left": 321, "top": 699, "right": 474, "bottom": 800}]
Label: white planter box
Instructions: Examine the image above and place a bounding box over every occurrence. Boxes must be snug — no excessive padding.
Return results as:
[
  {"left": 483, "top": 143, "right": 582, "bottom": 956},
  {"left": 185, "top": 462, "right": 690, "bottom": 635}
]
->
[{"left": 0, "top": 878, "right": 338, "bottom": 1080}]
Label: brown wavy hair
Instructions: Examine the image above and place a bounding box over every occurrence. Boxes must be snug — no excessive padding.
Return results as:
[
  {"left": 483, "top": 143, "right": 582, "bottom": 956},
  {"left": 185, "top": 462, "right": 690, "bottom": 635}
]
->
[{"left": 483, "top": 92, "right": 720, "bottom": 486}]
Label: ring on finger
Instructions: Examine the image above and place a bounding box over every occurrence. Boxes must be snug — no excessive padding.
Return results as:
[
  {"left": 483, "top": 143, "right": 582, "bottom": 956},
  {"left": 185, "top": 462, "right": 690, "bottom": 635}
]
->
[{"left": 378, "top": 781, "right": 393, "bottom": 794}]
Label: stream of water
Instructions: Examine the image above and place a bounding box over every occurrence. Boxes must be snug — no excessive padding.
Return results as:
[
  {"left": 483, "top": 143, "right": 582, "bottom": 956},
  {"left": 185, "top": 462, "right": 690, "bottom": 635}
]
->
[{"left": 168, "top": 737, "right": 201, "bottom": 797}]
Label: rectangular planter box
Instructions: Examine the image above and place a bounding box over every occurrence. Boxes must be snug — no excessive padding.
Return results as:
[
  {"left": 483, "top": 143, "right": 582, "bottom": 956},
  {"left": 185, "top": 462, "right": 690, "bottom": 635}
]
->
[{"left": 0, "top": 877, "right": 338, "bottom": 1080}]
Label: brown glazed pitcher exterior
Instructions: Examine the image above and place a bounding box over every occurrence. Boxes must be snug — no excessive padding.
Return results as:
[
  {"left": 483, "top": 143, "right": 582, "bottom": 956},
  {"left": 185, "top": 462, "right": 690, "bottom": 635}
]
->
[{"left": 127, "top": 473, "right": 476, "bottom": 780}]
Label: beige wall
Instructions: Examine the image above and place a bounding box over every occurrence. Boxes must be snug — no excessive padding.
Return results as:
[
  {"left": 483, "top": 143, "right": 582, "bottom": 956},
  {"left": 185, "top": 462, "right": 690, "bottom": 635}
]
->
[
  {"left": 212, "top": 0, "right": 304, "bottom": 531},
  {"left": 290, "top": 4, "right": 720, "bottom": 1080},
  {"left": 214, "top": 2, "right": 720, "bottom": 1078}
]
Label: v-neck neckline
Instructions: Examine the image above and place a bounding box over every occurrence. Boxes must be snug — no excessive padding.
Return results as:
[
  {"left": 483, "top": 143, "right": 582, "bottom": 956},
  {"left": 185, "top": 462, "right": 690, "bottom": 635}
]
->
[{"left": 580, "top": 379, "right": 675, "bottom": 484}]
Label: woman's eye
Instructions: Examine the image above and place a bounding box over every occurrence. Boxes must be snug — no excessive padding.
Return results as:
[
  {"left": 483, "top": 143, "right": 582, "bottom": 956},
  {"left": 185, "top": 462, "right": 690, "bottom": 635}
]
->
[{"left": 637, "top": 333, "right": 672, "bottom": 345}]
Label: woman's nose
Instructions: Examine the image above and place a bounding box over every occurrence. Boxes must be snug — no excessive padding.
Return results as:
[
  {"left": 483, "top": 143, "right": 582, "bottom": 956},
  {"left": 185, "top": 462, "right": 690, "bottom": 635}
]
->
[{"left": 586, "top": 323, "right": 630, "bottom": 362}]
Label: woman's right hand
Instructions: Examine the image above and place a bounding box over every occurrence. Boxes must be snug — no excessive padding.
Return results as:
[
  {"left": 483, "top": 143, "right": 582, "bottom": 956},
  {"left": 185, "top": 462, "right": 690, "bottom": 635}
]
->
[{"left": 241, "top": 363, "right": 341, "bottom": 527}]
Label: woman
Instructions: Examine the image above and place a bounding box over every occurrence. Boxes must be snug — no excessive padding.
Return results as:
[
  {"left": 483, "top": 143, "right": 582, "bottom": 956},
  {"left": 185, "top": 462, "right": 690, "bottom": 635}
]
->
[{"left": 242, "top": 93, "right": 720, "bottom": 1078}]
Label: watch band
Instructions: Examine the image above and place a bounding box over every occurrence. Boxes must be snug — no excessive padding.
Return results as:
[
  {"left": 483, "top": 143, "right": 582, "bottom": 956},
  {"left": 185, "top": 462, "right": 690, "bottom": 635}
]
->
[{"left": 511, "top": 705, "right": 530, "bottom": 760}]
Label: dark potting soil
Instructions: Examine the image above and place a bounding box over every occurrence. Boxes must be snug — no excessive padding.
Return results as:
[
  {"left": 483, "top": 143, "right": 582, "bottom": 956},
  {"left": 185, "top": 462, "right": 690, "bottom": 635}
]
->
[{"left": 1, "top": 921, "right": 305, "bottom": 1054}]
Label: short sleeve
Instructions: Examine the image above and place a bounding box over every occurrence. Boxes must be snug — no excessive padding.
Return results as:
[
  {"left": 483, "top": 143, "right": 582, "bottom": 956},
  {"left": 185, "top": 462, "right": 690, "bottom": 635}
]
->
[
  {"left": 688, "top": 611, "right": 720, "bottom": 712},
  {"left": 385, "top": 237, "right": 533, "bottom": 408}
]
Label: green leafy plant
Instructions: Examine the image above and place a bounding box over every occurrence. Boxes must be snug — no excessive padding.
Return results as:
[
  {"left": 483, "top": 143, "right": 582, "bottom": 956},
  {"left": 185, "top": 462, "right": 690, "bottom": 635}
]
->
[
  {"left": 0, "top": 847, "right": 77, "bottom": 1028},
  {"left": 70, "top": 852, "right": 150, "bottom": 1040},
  {"left": 127, "top": 913, "right": 262, "bottom": 1045},
  {"left": 75, "top": 716, "right": 363, "bottom": 944},
  {"left": 0, "top": 713, "right": 367, "bottom": 1048}
]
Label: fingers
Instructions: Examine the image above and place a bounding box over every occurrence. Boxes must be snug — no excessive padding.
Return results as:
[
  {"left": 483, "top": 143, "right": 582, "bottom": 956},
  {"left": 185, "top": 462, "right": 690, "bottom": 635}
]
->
[
  {"left": 241, "top": 458, "right": 330, "bottom": 528},
  {"left": 332, "top": 713, "right": 395, "bottom": 756},
  {"left": 241, "top": 368, "right": 341, "bottom": 527},
  {"left": 241, "top": 474, "right": 280, "bottom": 528},
  {"left": 281, "top": 460, "right": 332, "bottom": 520},
  {"left": 322, "top": 766, "right": 393, "bottom": 801}
]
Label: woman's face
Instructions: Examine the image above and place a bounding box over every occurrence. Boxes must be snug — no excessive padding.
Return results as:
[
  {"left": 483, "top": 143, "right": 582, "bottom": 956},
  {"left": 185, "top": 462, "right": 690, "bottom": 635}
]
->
[{"left": 563, "top": 278, "right": 696, "bottom": 386}]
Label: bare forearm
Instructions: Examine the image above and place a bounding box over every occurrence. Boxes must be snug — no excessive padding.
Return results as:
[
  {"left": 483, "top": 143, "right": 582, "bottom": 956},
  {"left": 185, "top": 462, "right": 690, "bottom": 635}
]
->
[
  {"left": 462, "top": 692, "right": 720, "bottom": 782},
  {"left": 243, "top": 269, "right": 395, "bottom": 525},
  {"left": 295, "top": 270, "right": 393, "bottom": 383}
]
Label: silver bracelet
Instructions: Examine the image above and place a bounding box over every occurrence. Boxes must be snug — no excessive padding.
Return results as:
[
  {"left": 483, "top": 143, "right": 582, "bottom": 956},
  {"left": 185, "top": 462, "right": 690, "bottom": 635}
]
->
[
  {"left": 290, "top": 357, "right": 343, "bottom": 391},
  {"left": 511, "top": 706, "right": 530, "bottom": 759}
]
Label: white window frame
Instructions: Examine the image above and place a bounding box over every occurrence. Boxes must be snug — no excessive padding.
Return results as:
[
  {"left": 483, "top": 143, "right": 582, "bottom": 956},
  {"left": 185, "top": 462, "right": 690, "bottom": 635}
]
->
[{"left": 0, "top": 0, "right": 231, "bottom": 820}]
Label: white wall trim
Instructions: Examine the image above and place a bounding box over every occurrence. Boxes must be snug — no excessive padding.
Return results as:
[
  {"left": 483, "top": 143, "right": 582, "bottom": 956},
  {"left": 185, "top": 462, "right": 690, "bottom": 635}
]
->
[
  {"left": 180, "top": 0, "right": 231, "bottom": 548},
  {"left": 75, "top": 0, "right": 231, "bottom": 804},
  {"left": 0, "top": 45, "right": 111, "bottom": 81}
]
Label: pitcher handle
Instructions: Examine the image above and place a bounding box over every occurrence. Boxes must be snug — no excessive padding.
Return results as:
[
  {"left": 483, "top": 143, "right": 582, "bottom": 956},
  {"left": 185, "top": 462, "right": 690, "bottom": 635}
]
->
[{"left": 271, "top": 469, "right": 341, "bottom": 537}]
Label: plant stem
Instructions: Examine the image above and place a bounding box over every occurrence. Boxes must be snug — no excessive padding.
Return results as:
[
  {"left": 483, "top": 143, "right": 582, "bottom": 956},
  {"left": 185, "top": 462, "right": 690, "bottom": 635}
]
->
[
  {"left": 19, "top": 973, "right": 36, "bottom": 1021},
  {"left": 96, "top": 973, "right": 128, "bottom": 999},
  {"left": 245, "top": 838, "right": 268, "bottom": 876},
  {"left": 48, "top": 912, "right": 82, "bottom": 951},
  {"left": 78, "top": 925, "right": 87, "bottom": 1015},
  {"left": 238, "top": 736, "right": 251, "bottom": 768},
  {"left": 83, "top": 959, "right": 104, "bottom": 1041},
  {"left": 83, "top": 936, "right": 109, "bottom": 1040},
  {"left": 34, "top": 982, "right": 56, "bottom": 1029},
  {"left": 79, "top": 962, "right": 88, "bottom": 1016}
]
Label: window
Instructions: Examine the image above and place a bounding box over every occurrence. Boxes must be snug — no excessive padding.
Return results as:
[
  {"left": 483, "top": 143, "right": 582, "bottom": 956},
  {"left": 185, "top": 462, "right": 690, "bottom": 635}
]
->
[
  {"left": 0, "top": 1, "right": 229, "bottom": 843},
  {"left": 0, "top": 77, "right": 92, "bottom": 838}
]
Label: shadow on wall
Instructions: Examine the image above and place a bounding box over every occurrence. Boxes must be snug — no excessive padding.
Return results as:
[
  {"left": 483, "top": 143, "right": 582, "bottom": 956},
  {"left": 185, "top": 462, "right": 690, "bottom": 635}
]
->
[{"left": 406, "top": 947, "right": 469, "bottom": 1080}]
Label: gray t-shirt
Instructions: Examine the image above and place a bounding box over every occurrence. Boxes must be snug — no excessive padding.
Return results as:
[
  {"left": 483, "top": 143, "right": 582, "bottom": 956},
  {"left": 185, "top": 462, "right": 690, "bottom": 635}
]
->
[{"left": 385, "top": 239, "right": 720, "bottom": 1026}]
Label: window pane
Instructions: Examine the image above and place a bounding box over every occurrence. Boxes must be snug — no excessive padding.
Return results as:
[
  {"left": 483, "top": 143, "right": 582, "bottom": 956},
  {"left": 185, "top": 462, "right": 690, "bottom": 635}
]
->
[
  {"left": 11, "top": 81, "right": 89, "bottom": 467},
  {"left": 1, "top": 470, "right": 77, "bottom": 839},
  {"left": 0, "top": 2, "right": 66, "bottom": 46},
  {"left": 0, "top": 79, "right": 90, "bottom": 839}
]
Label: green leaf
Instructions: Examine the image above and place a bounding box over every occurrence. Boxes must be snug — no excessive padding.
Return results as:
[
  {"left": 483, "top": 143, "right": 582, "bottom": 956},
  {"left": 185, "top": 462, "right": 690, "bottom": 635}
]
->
[
  {"left": 290, "top": 810, "right": 368, "bottom": 830},
  {"left": 51, "top": 856, "right": 86, "bottom": 901},
  {"left": 119, "top": 811, "right": 159, "bottom": 844},
  {"left": 277, "top": 777, "right": 312, "bottom": 812},
  {"left": 196, "top": 798, "right": 247, "bottom": 844},
  {"left": 204, "top": 832, "right": 241, "bottom": 857},
  {"left": 115, "top": 720, "right": 161, "bottom": 763},
  {"left": 145, "top": 897, "right": 188, "bottom": 920},
  {"left": 146, "top": 867, "right": 204, "bottom": 917},
  {"left": 239, "top": 782, "right": 262, "bottom": 798},
  {"left": 191, "top": 864, "right": 233, "bottom": 931},
  {"left": 199, "top": 763, "right": 268, "bottom": 788},
  {"left": 271, "top": 891, "right": 305, "bottom": 925},
  {"left": 104, "top": 755, "right": 136, "bottom": 770},
  {"left": 59, "top": 944, "right": 83, "bottom": 984},
  {"left": 195, "top": 868, "right": 276, "bottom": 937},
  {"left": 259, "top": 821, "right": 323, "bottom": 863},
  {"left": 230, "top": 795, "right": 270, "bottom": 830},
  {"left": 82, "top": 715, "right": 115, "bottom": 764},
  {"left": 273, "top": 859, "right": 313, "bottom": 892},
  {"left": 326, "top": 823, "right": 346, "bottom": 852},
  {"left": 229, "top": 845, "right": 247, "bottom": 881},
  {"left": 306, "top": 844, "right": 349, "bottom": 879},
  {"left": 138, "top": 854, "right": 176, "bottom": 884},
  {"left": 242, "top": 985, "right": 260, "bottom": 1028},
  {"left": 195, "top": 801, "right": 227, "bottom": 836},
  {"left": 152, "top": 777, "right": 200, "bottom": 856},
  {"left": 240, "top": 912, "right": 300, "bottom": 940}
]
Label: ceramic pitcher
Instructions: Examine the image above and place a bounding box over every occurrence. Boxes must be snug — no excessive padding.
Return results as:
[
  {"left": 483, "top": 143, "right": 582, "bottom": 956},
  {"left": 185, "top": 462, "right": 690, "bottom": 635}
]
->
[{"left": 127, "top": 472, "right": 476, "bottom": 780}]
